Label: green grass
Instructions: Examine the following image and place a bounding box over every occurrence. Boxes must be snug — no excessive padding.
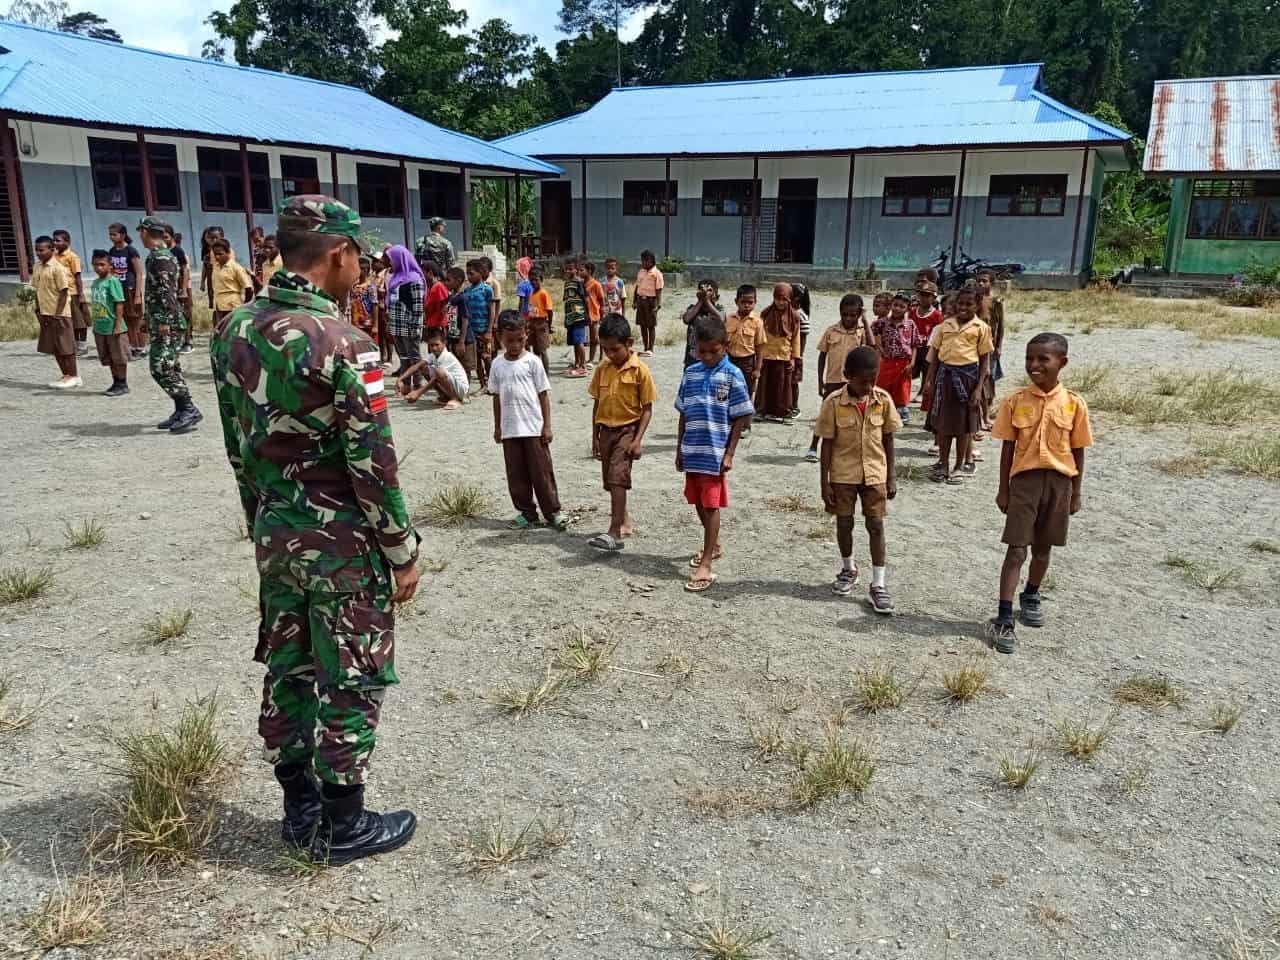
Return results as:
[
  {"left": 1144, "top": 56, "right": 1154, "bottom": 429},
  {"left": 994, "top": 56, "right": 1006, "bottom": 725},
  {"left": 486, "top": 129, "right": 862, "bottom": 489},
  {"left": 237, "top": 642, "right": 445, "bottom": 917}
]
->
[
  {"left": 62, "top": 518, "right": 106, "bottom": 550},
  {"left": 997, "top": 748, "right": 1042, "bottom": 789},
  {"left": 1067, "top": 361, "right": 1115, "bottom": 394},
  {"left": 1161, "top": 554, "right": 1243, "bottom": 593},
  {"left": 788, "top": 733, "right": 876, "bottom": 810},
  {"left": 1248, "top": 539, "right": 1280, "bottom": 555},
  {"left": 417, "top": 483, "right": 489, "bottom": 527},
  {"left": 1197, "top": 436, "right": 1280, "bottom": 480},
  {"left": 0, "top": 302, "right": 37, "bottom": 342},
  {"left": 0, "top": 565, "right": 54, "bottom": 605},
  {"left": 143, "top": 608, "right": 194, "bottom": 646},
  {"left": 1113, "top": 673, "right": 1187, "bottom": 709},
  {"left": 851, "top": 661, "right": 910, "bottom": 712},
  {"left": 1057, "top": 707, "right": 1119, "bottom": 759}
]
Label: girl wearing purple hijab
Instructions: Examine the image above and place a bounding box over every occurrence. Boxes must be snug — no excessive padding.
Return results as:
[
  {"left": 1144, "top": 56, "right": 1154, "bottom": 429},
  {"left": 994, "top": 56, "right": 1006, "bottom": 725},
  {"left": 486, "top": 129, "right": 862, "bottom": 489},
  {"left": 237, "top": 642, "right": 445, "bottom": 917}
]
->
[{"left": 385, "top": 245, "right": 426, "bottom": 386}]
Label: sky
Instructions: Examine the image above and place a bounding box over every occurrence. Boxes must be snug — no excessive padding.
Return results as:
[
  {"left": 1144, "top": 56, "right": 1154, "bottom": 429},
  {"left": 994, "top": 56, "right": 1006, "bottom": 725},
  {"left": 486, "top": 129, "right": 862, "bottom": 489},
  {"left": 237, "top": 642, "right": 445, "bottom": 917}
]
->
[{"left": 95, "top": 0, "right": 645, "bottom": 62}]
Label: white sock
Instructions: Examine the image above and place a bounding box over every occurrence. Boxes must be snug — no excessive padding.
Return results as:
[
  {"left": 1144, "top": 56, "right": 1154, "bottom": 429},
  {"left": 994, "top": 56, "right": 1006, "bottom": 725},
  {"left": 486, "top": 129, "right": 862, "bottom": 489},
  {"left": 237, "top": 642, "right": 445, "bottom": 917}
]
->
[
  {"left": 872, "top": 565, "right": 886, "bottom": 588},
  {"left": 841, "top": 556, "right": 854, "bottom": 572}
]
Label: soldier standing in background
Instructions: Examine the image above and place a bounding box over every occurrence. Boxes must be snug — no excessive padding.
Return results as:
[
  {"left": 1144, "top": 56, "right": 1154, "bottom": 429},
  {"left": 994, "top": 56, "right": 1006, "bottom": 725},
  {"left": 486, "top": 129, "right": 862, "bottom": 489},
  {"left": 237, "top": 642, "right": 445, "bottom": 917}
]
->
[
  {"left": 416, "top": 216, "right": 455, "bottom": 276},
  {"left": 139, "top": 217, "right": 202, "bottom": 434},
  {"left": 210, "top": 196, "right": 421, "bottom": 866}
]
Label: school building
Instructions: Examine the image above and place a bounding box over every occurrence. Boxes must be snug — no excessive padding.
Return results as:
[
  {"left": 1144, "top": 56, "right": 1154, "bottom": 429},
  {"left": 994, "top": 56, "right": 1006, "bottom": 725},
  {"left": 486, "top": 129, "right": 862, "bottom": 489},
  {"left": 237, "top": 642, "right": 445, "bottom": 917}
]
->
[
  {"left": 1144, "top": 75, "right": 1280, "bottom": 277},
  {"left": 0, "top": 20, "right": 559, "bottom": 285},
  {"left": 494, "top": 64, "right": 1132, "bottom": 286}
]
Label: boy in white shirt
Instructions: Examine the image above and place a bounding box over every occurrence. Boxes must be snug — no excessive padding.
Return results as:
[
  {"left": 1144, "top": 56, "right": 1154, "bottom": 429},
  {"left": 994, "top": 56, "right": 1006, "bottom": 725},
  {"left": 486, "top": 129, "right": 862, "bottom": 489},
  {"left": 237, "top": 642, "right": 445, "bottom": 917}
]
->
[
  {"left": 488, "top": 310, "right": 568, "bottom": 531},
  {"left": 399, "top": 328, "right": 468, "bottom": 409}
]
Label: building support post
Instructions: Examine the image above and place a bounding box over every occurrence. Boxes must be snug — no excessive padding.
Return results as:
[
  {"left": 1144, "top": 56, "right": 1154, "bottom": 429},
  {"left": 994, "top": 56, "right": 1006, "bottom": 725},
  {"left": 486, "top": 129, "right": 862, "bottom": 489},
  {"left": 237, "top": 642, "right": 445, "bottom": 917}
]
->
[
  {"left": 503, "top": 178, "right": 511, "bottom": 259},
  {"left": 663, "top": 157, "right": 671, "bottom": 259},
  {"left": 238, "top": 140, "right": 254, "bottom": 256},
  {"left": 842, "top": 152, "right": 855, "bottom": 271},
  {"left": 330, "top": 151, "right": 341, "bottom": 202},
  {"left": 513, "top": 171, "right": 522, "bottom": 256},
  {"left": 1068, "top": 147, "right": 1090, "bottom": 280},
  {"left": 399, "top": 159, "right": 411, "bottom": 247},
  {"left": 1, "top": 113, "right": 29, "bottom": 282},
  {"left": 949, "top": 148, "right": 967, "bottom": 271},
  {"left": 460, "top": 165, "right": 471, "bottom": 250},
  {"left": 137, "top": 130, "right": 156, "bottom": 216},
  {"left": 581, "top": 158, "right": 588, "bottom": 256},
  {"left": 750, "top": 155, "right": 760, "bottom": 267}
]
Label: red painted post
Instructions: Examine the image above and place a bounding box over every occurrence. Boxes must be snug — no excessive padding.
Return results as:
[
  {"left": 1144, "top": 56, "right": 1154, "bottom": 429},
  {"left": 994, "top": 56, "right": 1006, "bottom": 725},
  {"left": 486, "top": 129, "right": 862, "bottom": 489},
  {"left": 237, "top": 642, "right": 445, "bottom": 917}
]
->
[{"left": 136, "top": 130, "right": 156, "bottom": 216}]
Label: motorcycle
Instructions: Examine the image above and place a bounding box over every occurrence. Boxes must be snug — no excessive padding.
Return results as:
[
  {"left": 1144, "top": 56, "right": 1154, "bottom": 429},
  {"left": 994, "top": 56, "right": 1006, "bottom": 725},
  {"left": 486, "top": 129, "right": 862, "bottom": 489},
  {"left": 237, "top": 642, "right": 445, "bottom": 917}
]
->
[{"left": 930, "top": 247, "right": 1024, "bottom": 290}]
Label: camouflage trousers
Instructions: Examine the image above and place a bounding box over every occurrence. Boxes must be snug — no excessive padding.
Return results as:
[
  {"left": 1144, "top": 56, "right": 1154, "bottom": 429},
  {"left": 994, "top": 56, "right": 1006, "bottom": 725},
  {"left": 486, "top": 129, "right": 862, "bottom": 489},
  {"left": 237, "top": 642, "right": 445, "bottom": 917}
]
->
[
  {"left": 256, "top": 572, "right": 398, "bottom": 786},
  {"left": 148, "top": 325, "right": 190, "bottom": 401}
]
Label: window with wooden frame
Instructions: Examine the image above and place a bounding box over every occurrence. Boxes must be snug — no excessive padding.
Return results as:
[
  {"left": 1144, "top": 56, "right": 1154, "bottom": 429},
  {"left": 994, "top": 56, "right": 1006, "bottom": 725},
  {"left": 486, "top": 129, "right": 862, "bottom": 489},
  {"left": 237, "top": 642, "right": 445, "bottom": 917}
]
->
[
  {"left": 622, "top": 180, "right": 677, "bottom": 217},
  {"left": 357, "top": 163, "right": 404, "bottom": 218},
  {"left": 197, "top": 147, "right": 271, "bottom": 213},
  {"left": 418, "top": 170, "right": 464, "bottom": 220},
  {"left": 1187, "top": 179, "right": 1280, "bottom": 240},
  {"left": 882, "top": 176, "right": 955, "bottom": 217},
  {"left": 701, "top": 179, "right": 759, "bottom": 216},
  {"left": 280, "top": 155, "right": 320, "bottom": 198},
  {"left": 88, "top": 137, "right": 182, "bottom": 211},
  {"left": 987, "top": 174, "right": 1068, "bottom": 216}
]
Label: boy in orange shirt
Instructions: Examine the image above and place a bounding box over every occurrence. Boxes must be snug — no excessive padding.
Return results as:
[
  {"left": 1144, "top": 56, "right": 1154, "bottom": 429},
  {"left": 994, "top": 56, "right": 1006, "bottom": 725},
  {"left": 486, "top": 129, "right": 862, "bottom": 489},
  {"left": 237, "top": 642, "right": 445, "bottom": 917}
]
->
[
  {"left": 987, "top": 332, "right": 1093, "bottom": 654},
  {"left": 583, "top": 260, "right": 605, "bottom": 367},
  {"left": 525, "top": 266, "right": 555, "bottom": 372}
]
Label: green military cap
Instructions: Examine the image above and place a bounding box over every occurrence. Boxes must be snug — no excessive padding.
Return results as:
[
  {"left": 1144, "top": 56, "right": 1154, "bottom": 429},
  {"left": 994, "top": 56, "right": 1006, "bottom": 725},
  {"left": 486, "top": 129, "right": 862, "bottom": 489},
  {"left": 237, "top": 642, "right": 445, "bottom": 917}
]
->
[
  {"left": 138, "top": 215, "right": 174, "bottom": 234},
  {"left": 277, "top": 194, "right": 370, "bottom": 254}
]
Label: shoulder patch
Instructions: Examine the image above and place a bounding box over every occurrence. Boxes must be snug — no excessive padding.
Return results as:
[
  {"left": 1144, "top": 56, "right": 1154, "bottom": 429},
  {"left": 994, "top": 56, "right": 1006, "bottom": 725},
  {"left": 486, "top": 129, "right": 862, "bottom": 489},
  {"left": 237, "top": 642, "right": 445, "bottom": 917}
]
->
[{"left": 355, "top": 352, "right": 387, "bottom": 414}]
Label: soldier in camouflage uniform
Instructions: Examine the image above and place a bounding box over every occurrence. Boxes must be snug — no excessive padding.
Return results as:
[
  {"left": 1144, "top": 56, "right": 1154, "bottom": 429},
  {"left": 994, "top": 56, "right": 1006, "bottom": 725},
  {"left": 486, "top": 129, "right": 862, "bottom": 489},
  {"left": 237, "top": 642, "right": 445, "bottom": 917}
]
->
[
  {"left": 415, "top": 216, "right": 455, "bottom": 276},
  {"left": 138, "top": 217, "right": 202, "bottom": 433},
  {"left": 210, "top": 195, "right": 421, "bottom": 866}
]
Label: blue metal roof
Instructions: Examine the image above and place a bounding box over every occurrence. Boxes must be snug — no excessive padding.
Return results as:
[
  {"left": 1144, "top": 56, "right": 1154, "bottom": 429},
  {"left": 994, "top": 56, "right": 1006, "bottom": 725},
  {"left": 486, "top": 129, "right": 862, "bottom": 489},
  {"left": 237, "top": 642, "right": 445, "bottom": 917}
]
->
[
  {"left": 0, "top": 20, "right": 561, "bottom": 176},
  {"left": 495, "top": 64, "right": 1131, "bottom": 158}
]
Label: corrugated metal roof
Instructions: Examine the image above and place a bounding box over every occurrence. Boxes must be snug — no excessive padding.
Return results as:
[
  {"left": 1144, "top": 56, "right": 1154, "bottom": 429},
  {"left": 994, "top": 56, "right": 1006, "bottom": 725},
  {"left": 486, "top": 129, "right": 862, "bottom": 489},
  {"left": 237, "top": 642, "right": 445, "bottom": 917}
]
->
[
  {"left": 0, "top": 20, "right": 561, "bottom": 176},
  {"left": 1144, "top": 76, "right": 1280, "bottom": 175},
  {"left": 495, "top": 64, "right": 1131, "bottom": 158}
]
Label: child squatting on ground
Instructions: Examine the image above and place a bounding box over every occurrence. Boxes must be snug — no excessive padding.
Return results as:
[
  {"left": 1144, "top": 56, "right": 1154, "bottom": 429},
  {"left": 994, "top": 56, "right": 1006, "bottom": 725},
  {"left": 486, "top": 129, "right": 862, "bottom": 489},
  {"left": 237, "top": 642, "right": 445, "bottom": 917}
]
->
[
  {"left": 488, "top": 310, "right": 568, "bottom": 532},
  {"left": 816, "top": 345, "right": 902, "bottom": 613},
  {"left": 986, "top": 332, "right": 1093, "bottom": 654},
  {"left": 675, "top": 313, "right": 755, "bottom": 593},
  {"left": 398, "top": 328, "right": 469, "bottom": 410},
  {"left": 587, "top": 313, "right": 658, "bottom": 552}
]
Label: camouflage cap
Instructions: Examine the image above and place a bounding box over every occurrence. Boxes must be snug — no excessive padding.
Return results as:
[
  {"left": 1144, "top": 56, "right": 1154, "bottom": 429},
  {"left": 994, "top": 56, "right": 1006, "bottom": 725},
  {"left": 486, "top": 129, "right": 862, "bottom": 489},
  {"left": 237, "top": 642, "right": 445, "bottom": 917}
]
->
[
  {"left": 138, "top": 215, "right": 174, "bottom": 234},
  {"left": 277, "top": 195, "right": 370, "bottom": 254}
]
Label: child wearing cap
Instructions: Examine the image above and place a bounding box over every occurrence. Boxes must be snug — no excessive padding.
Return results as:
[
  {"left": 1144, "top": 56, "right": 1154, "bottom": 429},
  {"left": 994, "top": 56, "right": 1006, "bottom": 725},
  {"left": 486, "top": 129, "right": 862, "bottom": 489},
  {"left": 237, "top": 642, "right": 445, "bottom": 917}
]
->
[
  {"left": 910, "top": 280, "right": 943, "bottom": 400},
  {"left": 675, "top": 312, "right": 755, "bottom": 593},
  {"left": 987, "top": 332, "right": 1092, "bottom": 654},
  {"left": 816, "top": 345, "right": 902, "bottom": 612}
]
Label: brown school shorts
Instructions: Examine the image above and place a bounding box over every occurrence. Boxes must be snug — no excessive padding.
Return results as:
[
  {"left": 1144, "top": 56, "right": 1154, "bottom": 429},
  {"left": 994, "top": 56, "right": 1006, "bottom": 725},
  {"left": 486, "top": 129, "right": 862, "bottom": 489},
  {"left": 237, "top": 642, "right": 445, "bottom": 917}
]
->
[
  {"left": 123, "top": 295, "right": 143, "bottom": 333},
  {"left": 597, "top": 422, "right": 638, "bottom": 490},
  {"left": 94, "top": 331, "right": 129, "bottom": 367},
  {"left": 826, "top": 482, "right": 887, "bottom": 520},
  {"left": 1002, "top": 469, "right": 1073, "bottom": 547},
  {"left": 37, "top": 314, "right": 75, "bottom": 356},
  {"left": 527, "top": 318, "right": 550, "bottom": 357},
  {"left": 69, "top": 297, "right": 88, "bottom": 331},
  {"left": 634, "top": 295, "right": 658, "bottom": 329}
]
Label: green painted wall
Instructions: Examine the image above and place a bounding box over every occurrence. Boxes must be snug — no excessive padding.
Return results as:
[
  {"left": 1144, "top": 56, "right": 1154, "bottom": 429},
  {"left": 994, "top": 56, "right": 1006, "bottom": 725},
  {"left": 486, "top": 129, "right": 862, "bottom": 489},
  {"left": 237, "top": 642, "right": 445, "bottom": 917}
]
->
[{"left": 1166, "top": 177, "right": 1280, "bottom": 276}]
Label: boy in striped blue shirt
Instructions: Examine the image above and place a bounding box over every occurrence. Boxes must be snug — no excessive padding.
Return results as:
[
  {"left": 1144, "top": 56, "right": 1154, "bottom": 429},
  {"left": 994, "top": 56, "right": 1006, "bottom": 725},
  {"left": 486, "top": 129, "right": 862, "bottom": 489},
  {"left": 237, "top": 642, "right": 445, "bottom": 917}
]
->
[{"left": 675, "top": 313, "right": 755, "bottom": 593}]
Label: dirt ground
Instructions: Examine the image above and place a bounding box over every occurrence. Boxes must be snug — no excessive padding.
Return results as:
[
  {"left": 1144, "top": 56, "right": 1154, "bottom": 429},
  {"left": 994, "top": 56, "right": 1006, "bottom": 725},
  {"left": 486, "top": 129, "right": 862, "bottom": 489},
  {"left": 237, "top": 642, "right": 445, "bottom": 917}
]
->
[{"left": 1, "top": 287, "right": 1279, "bottom": 959}]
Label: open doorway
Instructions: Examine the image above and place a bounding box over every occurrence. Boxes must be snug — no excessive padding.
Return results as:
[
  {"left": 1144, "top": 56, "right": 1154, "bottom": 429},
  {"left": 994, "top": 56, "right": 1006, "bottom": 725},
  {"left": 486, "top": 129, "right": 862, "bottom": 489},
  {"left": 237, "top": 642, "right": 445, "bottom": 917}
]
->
[
  {"left": 775, "top": 178, "right": 817, "bottom": 264},
  {"left": 540, "top": 181, "right": 572, "bottom": 256}
]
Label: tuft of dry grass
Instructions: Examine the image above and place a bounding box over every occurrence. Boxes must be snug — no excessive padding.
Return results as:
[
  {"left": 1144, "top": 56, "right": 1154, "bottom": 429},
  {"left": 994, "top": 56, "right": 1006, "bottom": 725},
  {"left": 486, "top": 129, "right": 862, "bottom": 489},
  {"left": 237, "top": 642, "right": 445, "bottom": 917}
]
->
[
  {"left": 1198, "top": 436, "right": 1280, "bottom": 481},
  {"left": 851, "top": 660, "right": 910, "bottom": 713},
  {"left": 24, "top": 874, "right": 114, "bottom": 949},
  {"left": 555, "top": 629, "right": 615, "bottom": 682},
  {"left": 0, "top": 302, "right": 38, "bottom": 341},
  {"left": 764, "top": 494, "right": 822, "bottom": 515},
  {"left": 1219, "top": 916, "right": 1280, "bottom": 960},
  {"left": 1162, "top": 554, "right": 1243, "bottom": 593},
  {"left": 1034, "top": 898, "right": 1071, "bottom": 930},
  {"left": 997, "top": 748, "right": 1042, "bottom": 789},
  {"left": 1113, "top": 673, "right": 1187, "bottom": 710},
  {"left": 417, "top": 483, "right": 489, "bottom": 527},
  {"left": 681, "top": 890, "right": 775, "bottom": 960},
  {"left": 940, "top": 657, "right": 992, "bottom": 703},
  {"left": 0, "top": 676, "right": 42, "bottom": 736},
  {"left": 788, "top": 733, "right": 876, "bottom": 810},
  {"left": 686, "top": 789, "right": 774, "bottom": 818},
  {"left": 454, "top": 814, "right": 569, "bottom": 874},
  {"left": 108, "top": 696, "right": 230, "bottom": 866},
  {"left": 1248, "top": 539, "right": 1280, "bottom": 555},
  {"left": 0, "top": 564, "right": 54, "bottom": 605},
  {"left": 894, "top": 460, "right": 929, "bottom": 482},
  {"left": 1068, "top": 361, "right": 1114, "bottom": 394},
  {"left": 143, "top": 608, "right": 194, "bottom": 646},
  {"left": 746, "top": 718, "right": 787, "bottom": 760},
  {"left": 492, "top": 666, "right": 569, "bottom": 717},
  {"left": 1207, "top": 699, "right": 1243, "bottom": 734},
  {"left": 1057, "top": 707, "right": 1118, "bottom": 759},
  {"left": 656, "top": 648, "right": 693, "bottom": 677},
  {"left": 62, "top": 518, "right": 107, "bottom": 549},
  {"left": 1153, "top": 454, "right": 1215, "bottom": 479}
]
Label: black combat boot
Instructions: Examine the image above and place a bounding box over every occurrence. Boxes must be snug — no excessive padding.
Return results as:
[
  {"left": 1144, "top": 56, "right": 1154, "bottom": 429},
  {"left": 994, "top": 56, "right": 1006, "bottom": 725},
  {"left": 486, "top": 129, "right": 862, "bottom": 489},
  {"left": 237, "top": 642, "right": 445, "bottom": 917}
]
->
[
  {"left": 274, "top": 763, "right": 322, "bottom": 848},
  {"left": 156, "top": 397, "right": 182, "bottom": 430},
  {"left": 312, "top": 785, "right": 416, "bottom": 866},
  {"left": 169, "top": 398, "right": 204, "bottom": 434}
]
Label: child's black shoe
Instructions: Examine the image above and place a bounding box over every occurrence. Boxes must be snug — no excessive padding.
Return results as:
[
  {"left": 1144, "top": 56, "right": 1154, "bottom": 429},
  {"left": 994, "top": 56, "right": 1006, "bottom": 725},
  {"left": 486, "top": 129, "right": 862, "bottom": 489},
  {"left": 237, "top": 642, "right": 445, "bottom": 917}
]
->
[
  {"left": 1018, "top": 591, "right": 1045, "bottom": 628},
  {"left": 985, "top": 618, "right": 1017, "bottom": 654}
]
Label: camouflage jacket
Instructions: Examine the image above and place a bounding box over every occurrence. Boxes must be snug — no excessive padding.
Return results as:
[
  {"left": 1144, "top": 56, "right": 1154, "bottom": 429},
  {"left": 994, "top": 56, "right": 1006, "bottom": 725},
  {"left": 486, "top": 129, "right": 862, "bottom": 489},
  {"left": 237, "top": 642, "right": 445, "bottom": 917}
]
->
[
  {"left": 210, "top": 271, "right": 419, "bottom": 592},
  {"left": 416, "top": 232, "right": 455, "bottom": 274},
  {"left": 144, "top": 245, "right": 182, "bottom": 330}
]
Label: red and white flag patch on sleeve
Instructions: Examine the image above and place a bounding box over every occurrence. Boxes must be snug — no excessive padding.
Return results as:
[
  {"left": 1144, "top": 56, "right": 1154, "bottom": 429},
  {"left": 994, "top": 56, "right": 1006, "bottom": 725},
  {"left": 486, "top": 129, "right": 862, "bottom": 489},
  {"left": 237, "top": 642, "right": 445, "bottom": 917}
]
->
[{"left": 356, "top": 352, "right": 387, "bottom": 414}]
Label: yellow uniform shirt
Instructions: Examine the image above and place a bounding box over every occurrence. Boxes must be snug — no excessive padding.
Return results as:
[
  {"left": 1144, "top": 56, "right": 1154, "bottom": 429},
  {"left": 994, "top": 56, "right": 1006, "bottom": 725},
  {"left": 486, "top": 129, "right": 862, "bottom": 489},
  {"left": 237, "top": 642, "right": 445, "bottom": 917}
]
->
[
  {"left": 588, "top": 353, "right": 658, "bottom": 427},
  {"left": 33, "top": 259, "right": 71, "bottom": 317},
  {"left": 260, "top": 254, "right": 283, "bottom": 284},
  {"left": 928, "top": 316, "right": 994, "bottom": 366},
  {"left": 814, "top": 386, "right": 902, "bottom": 485},
  {"left": 992, "top": 383, "right": 1093, "bottom": 477},
  {"left": 54, "top": 249, "right": 82, "bottom": 293},
  {"left": 725, "top": 311, "right": 766, "bottom": 358},
  {"left": 212, "top": 260, "right": 254, "bottom": 311},
  {"left": 816, "top": 322, "right": 867, "bottom": 384},
  {"left": 634, "top": 267, "right": 663, "bottom": 298},
  {"left": 760, "top": 323, "right": 801, "bottom": 362}
]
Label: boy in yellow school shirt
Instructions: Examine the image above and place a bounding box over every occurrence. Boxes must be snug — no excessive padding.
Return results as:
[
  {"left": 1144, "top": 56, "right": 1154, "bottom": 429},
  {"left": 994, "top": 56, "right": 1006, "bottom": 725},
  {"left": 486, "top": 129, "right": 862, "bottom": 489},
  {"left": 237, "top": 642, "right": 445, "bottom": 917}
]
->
[
  {"left": 209, "top": 239, "right": 255, "bottom": 323},
  {"left": 986, "top": 332, "right": 1093, "bottom": 654},
  {"left": 587, "top": 312, "right": 658, "bottom": 552}
]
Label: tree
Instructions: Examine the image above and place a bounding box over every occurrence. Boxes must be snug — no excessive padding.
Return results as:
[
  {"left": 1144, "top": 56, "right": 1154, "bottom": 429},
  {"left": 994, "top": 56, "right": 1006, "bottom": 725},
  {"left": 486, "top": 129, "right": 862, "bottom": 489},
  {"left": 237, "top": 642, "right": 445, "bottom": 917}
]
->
[
  {"left": 6, "top": 0, "right": 121, "bottom": 42},
  {"left": 558, "top": 0, "right": 648, "bottom": 85},
  {"left": 535, "top": 24, "right": 635, "bottom": 118},
  {"left": 56, "top": 10, "right": 120, "bottom": 41},
  {"left": 205, "top": 0, "right": 376, "bottom": 88},
  {"left": 372, "top": 0, "right": 471, "bottom": 132}
]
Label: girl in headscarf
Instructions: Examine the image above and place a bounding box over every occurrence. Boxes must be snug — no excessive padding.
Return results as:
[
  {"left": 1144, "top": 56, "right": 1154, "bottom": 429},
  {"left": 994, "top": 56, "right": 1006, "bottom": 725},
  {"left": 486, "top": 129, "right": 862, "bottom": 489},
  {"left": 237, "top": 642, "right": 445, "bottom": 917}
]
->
[
  {"left": 755, "top": 282, "right": 801, "bottom": 420},
  {"left": 385, "top": 244, "right": 426, "bottom": 388},
  {"left": 515, "top": 256, "right": 534, "bottom": 319}
]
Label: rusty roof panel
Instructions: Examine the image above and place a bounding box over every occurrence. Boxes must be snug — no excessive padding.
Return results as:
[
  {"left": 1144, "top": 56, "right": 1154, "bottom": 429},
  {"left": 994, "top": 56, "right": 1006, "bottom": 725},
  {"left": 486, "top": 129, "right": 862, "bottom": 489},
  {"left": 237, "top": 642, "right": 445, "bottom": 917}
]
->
[{"left": 1144, "top": 76, "right": 1280, "bottom": 174}]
